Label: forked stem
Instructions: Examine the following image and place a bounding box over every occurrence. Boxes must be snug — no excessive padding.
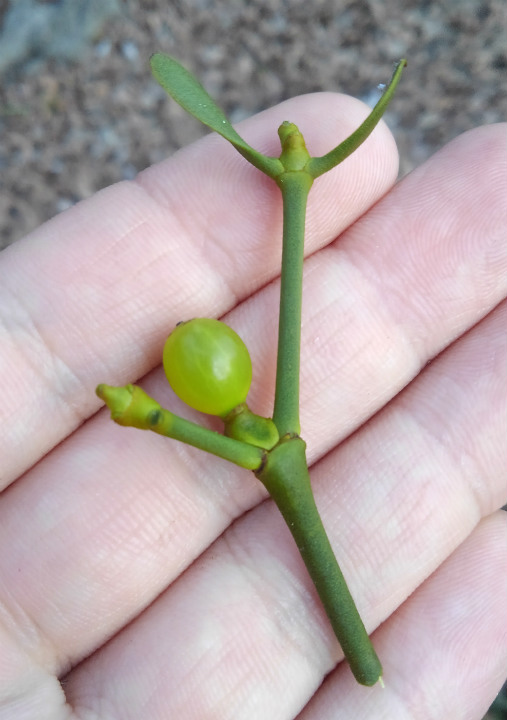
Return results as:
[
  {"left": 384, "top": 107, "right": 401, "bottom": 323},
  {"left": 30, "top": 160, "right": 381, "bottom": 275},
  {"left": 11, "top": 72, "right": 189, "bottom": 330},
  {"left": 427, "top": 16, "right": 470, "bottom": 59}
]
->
[{"left": 96, "top": 55, "right": 407, "bottom": 688}]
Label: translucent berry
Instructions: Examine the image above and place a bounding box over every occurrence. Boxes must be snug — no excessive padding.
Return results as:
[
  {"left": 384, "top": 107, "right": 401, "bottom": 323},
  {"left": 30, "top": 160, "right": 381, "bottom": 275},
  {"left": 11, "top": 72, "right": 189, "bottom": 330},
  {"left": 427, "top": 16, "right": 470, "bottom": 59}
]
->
[{"left": 163, "top": 318, "right": 252, "bottom": 417}]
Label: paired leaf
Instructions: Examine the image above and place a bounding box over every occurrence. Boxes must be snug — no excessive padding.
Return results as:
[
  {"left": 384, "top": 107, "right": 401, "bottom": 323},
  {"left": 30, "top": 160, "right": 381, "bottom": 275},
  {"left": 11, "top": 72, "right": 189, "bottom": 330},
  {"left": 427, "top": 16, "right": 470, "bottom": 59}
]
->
[
  {"left": 306, "top": 59, "right": 407, "bottom": 178},
  {"left": 151, "top": 52, "right": 406, "bottom": 183},
  {"left": 150, "top": 53, "right": 282, "bottom": 178}
]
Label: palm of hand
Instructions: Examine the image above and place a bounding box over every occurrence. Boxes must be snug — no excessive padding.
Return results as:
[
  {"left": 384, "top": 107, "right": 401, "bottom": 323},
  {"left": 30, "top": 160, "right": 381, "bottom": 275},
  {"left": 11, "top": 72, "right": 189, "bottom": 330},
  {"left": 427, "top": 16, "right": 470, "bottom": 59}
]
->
[{"left": 0, "top": 94, "right": 505, "bottom": 720}]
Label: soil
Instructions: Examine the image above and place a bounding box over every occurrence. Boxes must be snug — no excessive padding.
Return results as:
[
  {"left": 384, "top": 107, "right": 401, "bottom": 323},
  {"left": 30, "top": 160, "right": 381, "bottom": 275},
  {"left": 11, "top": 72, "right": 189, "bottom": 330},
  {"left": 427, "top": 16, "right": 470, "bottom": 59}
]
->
[{"left": 1, "top": 0, "right": 506, "bottom": 248}]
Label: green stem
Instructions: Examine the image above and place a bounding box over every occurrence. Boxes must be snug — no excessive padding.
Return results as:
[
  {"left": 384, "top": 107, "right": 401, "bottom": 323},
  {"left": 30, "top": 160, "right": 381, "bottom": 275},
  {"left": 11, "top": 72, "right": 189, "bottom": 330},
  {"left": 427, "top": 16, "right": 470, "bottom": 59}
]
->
[
  {"left": 97, "top": 384, "right": 264, "bottom": 471},
  {"left": 272, "top": 171, "right": 313, "bottom": 436},
  {"left": 257, "top": 437, "right": 382, "bottom": 686}
]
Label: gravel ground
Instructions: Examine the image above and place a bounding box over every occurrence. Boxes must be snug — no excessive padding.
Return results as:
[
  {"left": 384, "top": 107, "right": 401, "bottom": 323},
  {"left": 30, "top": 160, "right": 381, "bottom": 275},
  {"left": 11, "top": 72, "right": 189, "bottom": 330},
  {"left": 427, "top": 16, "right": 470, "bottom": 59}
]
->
[
  {"left": 0, "top": 0, "right": 505, "bottom": 716},
  {"left": 1, "top": 0, "right": 506, "bottom": 248}
]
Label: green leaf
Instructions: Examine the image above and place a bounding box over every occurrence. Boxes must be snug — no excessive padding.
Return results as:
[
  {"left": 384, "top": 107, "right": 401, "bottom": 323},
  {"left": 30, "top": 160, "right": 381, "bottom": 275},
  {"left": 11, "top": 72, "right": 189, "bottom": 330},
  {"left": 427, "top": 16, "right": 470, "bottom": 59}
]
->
[
  {"left": 306, "top": 59, "right": 407, "bottom": 179},
  {"left": 150, "top": 53, "right": 282, "bottom": 178}
]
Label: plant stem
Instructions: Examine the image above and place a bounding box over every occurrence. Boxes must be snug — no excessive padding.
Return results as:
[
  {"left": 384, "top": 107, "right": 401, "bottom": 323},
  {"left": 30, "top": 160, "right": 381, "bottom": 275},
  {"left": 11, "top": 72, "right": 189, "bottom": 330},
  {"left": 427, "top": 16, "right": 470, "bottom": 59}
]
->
[
  {"left": 96, "top": 384, "right": 264, "bottom": 471},
  {"left": 272, "top": 171, "right": 313, "bottom": 437},
  {"left": 150, "top": 405, "right": 265, "bottom": 469},
  {"left": 103, "top": 56, "right": 410, "bottom": 688},
  {"left": 257, "top": 437, "right": 382, "bottom": 686}
]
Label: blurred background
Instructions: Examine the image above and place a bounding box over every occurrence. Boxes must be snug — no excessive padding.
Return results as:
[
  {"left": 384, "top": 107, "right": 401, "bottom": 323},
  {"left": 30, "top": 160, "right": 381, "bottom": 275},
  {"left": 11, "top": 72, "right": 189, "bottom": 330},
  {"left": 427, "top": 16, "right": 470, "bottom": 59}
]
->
[
  {"left": 0, "top": 0, "right": 506, "bottom": 715},
  {"left": 1, "top": 0, "right": 506, "bottom": 250}
]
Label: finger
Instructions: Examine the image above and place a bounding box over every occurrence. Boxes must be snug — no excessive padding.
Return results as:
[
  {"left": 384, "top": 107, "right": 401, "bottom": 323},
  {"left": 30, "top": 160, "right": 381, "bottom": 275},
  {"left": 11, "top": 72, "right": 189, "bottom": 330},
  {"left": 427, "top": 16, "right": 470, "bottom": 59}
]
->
[
  {"left": 58, "top": 300, "right": 506, "bottom": 718},
  {"left": 297, "top": 513, "right": 507, "bottom": 720},
  {"left": 0, "top": 92, "right": 398, "bottom": 488},
  {"left": 1, "top": 129, "right": 504, "bottom": 681}
]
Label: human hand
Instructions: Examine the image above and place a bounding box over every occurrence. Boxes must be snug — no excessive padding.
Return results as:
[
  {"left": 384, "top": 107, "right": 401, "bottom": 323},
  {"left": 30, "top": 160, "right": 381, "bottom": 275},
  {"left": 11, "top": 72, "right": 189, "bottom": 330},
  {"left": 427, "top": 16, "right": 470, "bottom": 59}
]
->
[{"left": 0, "top": 93, "right": 505, "bottom": 720}]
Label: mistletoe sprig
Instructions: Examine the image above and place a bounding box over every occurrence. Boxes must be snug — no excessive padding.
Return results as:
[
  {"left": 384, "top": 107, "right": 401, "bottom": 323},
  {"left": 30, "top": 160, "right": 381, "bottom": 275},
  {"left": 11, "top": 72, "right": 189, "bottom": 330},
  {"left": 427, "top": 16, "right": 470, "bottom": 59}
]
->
[{"left": 97, "top": 53, "right": 406, "bottom": 686}]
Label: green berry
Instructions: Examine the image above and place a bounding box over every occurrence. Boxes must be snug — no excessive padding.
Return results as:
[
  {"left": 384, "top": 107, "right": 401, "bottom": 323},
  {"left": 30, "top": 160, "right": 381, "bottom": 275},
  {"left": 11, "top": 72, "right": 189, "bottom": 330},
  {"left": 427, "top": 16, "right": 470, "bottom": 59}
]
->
[{"left": 163, "top": 318, "right": 252, "bottom": 417}]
